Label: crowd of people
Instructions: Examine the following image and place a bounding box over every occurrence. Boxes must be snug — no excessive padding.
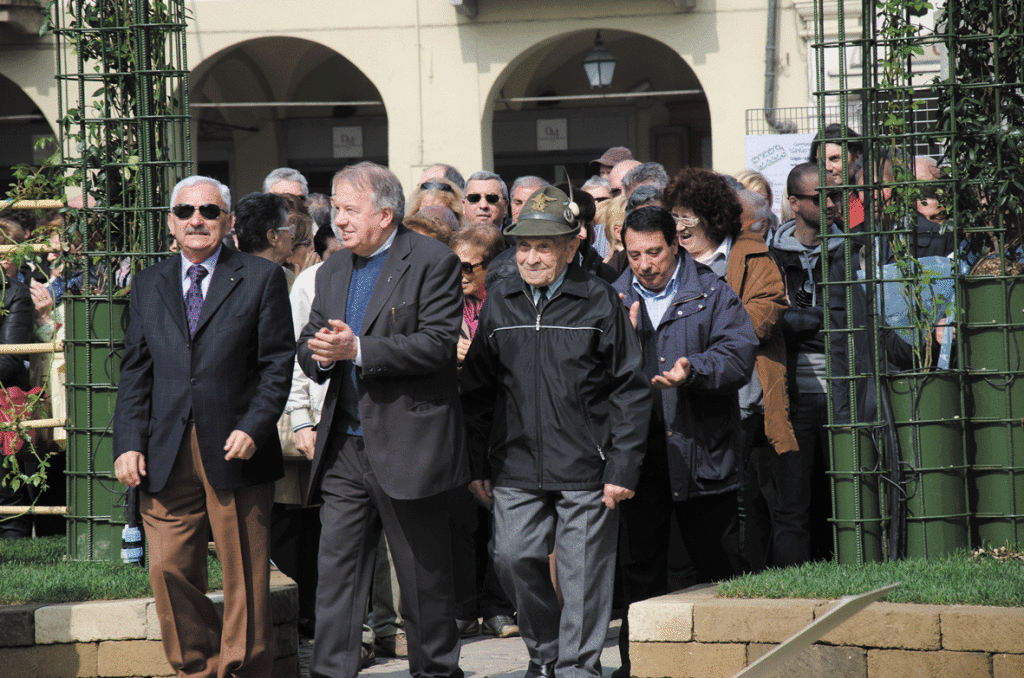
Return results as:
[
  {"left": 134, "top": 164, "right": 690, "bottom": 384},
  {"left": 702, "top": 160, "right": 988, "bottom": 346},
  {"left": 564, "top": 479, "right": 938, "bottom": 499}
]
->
[{"left": 0, "top": 127, "right": 956, "bottom": 678}]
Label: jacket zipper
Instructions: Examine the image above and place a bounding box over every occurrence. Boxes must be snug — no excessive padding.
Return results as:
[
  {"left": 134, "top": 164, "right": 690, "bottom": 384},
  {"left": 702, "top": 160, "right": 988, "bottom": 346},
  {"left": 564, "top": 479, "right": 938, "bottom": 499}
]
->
[{"left": 533, "top": 292, "right": 544, "bottom": 486}]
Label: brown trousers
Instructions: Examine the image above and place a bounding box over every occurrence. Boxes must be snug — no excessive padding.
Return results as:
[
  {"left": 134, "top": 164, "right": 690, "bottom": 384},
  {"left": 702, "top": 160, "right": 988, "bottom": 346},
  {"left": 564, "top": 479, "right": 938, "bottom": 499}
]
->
[{"left": 141, "top": 424, "right": 274, "bottom": 678}]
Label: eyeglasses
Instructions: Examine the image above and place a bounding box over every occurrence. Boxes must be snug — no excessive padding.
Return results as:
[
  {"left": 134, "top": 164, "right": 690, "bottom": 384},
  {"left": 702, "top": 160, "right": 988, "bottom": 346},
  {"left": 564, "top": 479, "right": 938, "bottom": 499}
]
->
[
  {"left": 420, "top": 181, "right": 455, "bottom": 194},
  {"left": 672, "top": 214, "right": 701, "bottom": 228},
  {"left": 172, "top": 203, "right": 225, "bottom": 220},
  {"left": 292, "top": 239, "right": 312, "bottom": 251},
  {"left": 461, "top": 260, "right": 488, "bottom": 274},
  {"left": 275, "top": 225, "right": 296, "bottom": 237},
  {"left": 791, "top": 193, "right": 820, "bottom": 205},
  {"left": 466, "top": 193, "right": 501, "bottom": 204}
]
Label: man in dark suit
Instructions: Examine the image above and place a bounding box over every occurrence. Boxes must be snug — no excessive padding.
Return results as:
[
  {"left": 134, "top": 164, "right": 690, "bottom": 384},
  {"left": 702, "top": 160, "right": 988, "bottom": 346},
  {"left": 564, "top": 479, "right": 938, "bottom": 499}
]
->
[
  {"left": 297, "top": 162, "right": 467, "bottom": 678},
  {"left": 113, "top": 176, "right": 295, "bottom": 678}
]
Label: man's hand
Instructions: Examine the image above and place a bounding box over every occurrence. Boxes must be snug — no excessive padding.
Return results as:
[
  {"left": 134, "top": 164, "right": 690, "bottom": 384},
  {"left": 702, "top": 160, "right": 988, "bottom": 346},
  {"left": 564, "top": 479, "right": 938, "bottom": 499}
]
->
[
  {"left": 603, "top": 484, "right": 634, "bottom": 509},
  {"left": 308, "top": 319, "right": 357, "bottom": 365},
  {"left": 294, "top": 427, "right": 317, "bottom": 461},
  {"left": 618, "top": 293, "right": 641, "bottom": 330},
  {"left": 651, "top": 356, "right": 691, "bottom": 389},
  {"left": 469, "top": 479, "right": 494, "bottom": 508},
  {"left": 457, "top": 336, "right": 472, "bottom": 364},
  {"left": 115, "top": 451, "right": 147, "bottom": 487},
  {"left": 223, "top": 430, "right": 257, "bottom": 461}
]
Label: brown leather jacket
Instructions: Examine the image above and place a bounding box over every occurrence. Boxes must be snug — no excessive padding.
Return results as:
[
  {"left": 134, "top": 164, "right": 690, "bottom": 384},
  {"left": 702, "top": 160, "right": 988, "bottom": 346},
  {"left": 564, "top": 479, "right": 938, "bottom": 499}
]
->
[{"left": 726, "top": 231, "right": 798, "bottom": 455}]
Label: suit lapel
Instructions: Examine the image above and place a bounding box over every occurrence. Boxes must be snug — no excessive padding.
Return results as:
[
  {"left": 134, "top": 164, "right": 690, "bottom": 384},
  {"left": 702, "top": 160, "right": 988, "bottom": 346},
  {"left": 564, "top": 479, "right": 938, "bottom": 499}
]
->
[
  {"left": 155, "top": 256, "right": 189, "bottom": 340},
  {"left": 194, "top": 247, "right": 244, "bottom": 337},
  {"left": 362, "top": 229, "right": 411, "bottom": 334},
  {"left": 331, "top": 250, "right": 355, "bottom": 322}
]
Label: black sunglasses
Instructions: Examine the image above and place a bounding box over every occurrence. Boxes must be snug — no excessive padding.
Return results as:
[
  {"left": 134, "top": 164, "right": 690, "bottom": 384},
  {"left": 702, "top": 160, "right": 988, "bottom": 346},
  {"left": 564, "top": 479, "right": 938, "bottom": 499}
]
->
[
  {"left": 420, "top": 181, "right": 455, "bottom": 194},
  {"left": 461, "top": 260, "right": 489, "bottom": 274},
  {"left": 791, "top": 193, "right": 820, "bottom": 206},
  {"left": 172, "top": 203, "right": 225, "bottom": 220},
  {"left": 466, "top": 193, "right": 501, "bottom": 204}
]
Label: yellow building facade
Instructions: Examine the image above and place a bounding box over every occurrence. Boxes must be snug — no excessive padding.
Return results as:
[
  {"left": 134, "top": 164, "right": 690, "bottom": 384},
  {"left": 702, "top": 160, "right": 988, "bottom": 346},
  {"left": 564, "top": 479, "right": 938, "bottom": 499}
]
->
[{"left": 1, "top": 0, "right": 839, "bottom": 195}]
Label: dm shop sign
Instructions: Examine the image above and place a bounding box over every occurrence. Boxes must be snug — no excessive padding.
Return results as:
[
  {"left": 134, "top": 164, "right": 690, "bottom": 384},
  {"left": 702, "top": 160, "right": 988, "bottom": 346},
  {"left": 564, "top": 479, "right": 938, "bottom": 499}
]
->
[
  {"left": 333, "top": 127, "right": 364, "bottom": 158},
  {"left": 537, "top": 119, "right": 568, "bottom": 151}
]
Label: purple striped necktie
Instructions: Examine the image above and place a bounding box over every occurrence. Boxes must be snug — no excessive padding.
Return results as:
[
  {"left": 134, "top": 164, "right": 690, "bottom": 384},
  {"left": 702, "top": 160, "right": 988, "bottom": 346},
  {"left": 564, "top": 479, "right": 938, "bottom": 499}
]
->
[{"left": 186, "top": 264, "right": 208, "bottom": 336}]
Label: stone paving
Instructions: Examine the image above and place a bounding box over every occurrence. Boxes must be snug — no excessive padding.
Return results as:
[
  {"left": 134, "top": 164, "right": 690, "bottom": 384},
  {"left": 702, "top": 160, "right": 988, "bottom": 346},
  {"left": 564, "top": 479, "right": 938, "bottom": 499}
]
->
[{"left": 299, "top": 621, "right": 624, "bottom": 678}]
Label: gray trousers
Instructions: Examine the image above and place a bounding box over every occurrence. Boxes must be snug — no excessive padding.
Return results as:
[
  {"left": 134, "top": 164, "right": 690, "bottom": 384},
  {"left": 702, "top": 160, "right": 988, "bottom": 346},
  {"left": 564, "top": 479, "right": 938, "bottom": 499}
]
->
[{"left": 492, "top": 487, "right": 617, "bottom": 678}]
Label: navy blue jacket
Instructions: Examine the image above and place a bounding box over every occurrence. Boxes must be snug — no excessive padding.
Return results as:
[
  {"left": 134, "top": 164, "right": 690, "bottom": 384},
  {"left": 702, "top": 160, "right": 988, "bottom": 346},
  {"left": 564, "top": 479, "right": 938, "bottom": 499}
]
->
[
  {"left": 114, "top": 247, "right": 295, "bottom": 492},
  {"left": 614, "top": 252, "right": 757, "bottom": 500}
]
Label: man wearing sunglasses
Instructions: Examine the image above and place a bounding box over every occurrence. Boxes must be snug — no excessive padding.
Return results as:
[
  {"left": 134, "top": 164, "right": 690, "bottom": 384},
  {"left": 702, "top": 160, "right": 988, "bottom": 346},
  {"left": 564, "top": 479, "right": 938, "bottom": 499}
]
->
[
  {"left": 114, "top": 175, "right": 295, "bottom": 678},
  {"left": 766, "top": 162, "right": 841, "bottom": 567},
  {"left": 463, "top": 171, "right": 509, "bottom": 229}
]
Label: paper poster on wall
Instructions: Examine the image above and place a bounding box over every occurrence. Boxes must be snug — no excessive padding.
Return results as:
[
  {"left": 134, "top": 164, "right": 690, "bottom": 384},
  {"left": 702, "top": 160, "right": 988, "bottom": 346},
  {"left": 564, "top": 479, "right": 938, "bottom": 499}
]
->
[
  {"left": 744, "top": 133, "right": 815, "bottom": 220},
  {"left": 333, "top": 127, "right": 364, "bottom": 158},
  {"left": 537, "top": 119, "right": 568, "bottom": 151}
]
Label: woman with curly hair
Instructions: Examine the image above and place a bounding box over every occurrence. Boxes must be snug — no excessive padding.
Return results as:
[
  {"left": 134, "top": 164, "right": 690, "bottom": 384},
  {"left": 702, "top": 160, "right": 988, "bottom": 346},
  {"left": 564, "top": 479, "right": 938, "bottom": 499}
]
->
[
  {"left": 407, "top": 176, "right": 465, "bottom": 229},
  {"left": 663, "top": 167, "right": 797, "bottom": 571}
]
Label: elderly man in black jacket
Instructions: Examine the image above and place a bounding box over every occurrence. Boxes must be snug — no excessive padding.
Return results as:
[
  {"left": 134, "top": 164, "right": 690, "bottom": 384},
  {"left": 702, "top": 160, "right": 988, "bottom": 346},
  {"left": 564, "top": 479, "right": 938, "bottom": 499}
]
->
[{"left": 461, "top": 186, "right": 650, "bottom": 678}]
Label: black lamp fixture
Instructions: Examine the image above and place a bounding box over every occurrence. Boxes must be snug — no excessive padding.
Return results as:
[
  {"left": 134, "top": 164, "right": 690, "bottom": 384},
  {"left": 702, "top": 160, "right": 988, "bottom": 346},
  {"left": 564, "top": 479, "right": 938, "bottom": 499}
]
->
[{"left": 583, "top": 31, "right": 616, "bottom": 88}]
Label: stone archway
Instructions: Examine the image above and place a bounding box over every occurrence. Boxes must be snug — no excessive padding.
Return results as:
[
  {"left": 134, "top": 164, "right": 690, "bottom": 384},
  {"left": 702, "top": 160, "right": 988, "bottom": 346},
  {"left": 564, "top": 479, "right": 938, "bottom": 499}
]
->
[
  {"left": 189, "top": 36, "right": 387, "bottom": 195},
  {"left": 0, "top": 74, "right": 58, "bottom": 190},
  {"left": 485, "top": 29, "right": 711, "bottom": 183}
]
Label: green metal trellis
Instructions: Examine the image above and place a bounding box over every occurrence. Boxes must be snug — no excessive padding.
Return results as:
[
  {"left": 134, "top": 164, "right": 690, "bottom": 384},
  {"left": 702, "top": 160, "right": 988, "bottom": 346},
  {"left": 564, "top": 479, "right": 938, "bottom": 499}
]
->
[{"left": 54, "top": 0, "right": 191, "bottom": 562}]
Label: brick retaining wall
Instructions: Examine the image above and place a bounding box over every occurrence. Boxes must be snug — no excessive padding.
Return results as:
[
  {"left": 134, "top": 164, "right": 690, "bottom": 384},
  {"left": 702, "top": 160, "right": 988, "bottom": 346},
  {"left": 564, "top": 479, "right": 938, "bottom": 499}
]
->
[
  {"left": 629, "top": 584, "right": 1024, "bottom": 678},
  {"left": 0, "top": 570, "right": 298, "bottom": 678}
]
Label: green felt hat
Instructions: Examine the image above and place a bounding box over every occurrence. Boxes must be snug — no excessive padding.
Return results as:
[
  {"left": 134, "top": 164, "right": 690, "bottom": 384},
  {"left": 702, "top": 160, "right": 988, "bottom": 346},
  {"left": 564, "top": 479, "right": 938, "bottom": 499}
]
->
[{"left": 505, "top": 185, "right": 580, "bottom": 238}]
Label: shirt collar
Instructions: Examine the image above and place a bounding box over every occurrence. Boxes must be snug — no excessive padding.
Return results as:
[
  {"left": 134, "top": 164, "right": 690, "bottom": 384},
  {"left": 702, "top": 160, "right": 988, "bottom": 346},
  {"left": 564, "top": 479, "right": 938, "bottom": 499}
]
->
[
  {"left": 531, "top": 263, "right": 569, "bottom": 300},
  {"left": 695, "top": 236, "right": 731, "bottom": 266},
  {"left": 180, "top": 246, "right": 221, "bottom": 281},
  {"left": 632, "top": 257, "right": 682, "bottom": 300},
  {"left": 363, "top": 227, "right": 397, "bottom": 261}
]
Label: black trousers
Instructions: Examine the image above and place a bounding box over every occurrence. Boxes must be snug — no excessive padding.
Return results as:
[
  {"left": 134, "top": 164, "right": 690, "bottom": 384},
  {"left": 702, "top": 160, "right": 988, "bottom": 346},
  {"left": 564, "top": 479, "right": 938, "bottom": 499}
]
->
[
  {"left": 616, "top": 440, "right": 740, "bottom": 671},
  {"left": 448, "top": 486, "right": 515, "bottom": 621},
  {"left": 758, "top": 390, "right": 832, "bottom": 567},
  {"left": 312, "top": 434, "right": 462, "bottom": 678}
]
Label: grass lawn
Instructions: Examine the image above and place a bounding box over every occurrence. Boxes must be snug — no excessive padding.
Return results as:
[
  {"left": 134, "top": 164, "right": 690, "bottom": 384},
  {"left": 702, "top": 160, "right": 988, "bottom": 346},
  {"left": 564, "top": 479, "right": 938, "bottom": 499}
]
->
[
  {"left": 0, "top": 536, "right": 223, "bottom": 605},
  {"left": 717, "top": 546, "right": 1024, "bottom": 607}
]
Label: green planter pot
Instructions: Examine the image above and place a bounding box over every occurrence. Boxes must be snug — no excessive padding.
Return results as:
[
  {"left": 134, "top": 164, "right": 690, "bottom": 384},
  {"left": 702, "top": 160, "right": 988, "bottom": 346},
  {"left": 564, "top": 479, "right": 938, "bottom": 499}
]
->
[
  {"left": 887, "top": 372, "right": 969, "bottom": 559},
  {"left": 962, "top": 276, "right": 1024, "bottom": 548},
  {"left": 830, "top": 427, "right": 883, "bottom": 564},
  {"left": 64, "top": 295, "right": 131, "bottom": 562}
]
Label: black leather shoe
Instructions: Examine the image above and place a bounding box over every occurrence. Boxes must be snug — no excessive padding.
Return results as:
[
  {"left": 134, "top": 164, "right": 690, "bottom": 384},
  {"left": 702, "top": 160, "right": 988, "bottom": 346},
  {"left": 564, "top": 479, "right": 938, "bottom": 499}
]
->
[
  {"left": 457, "top": 618, "right": 480, "bottom": 637},
  {"left": 524, "top": 661, "right": 556, "bottom": 678}
]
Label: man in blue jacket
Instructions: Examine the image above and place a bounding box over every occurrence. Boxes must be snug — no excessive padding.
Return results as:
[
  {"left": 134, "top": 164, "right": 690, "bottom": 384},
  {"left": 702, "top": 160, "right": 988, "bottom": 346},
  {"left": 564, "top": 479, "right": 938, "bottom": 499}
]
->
[{"left": 612, "top": 206, "right": 757, "bottom": 678}]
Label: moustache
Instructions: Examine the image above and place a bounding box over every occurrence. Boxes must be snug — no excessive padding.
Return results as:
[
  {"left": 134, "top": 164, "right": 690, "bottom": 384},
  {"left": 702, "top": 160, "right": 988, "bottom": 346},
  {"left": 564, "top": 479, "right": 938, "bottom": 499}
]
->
[{"left": 183, "top": 227, "right": 212, "bottom": 236}]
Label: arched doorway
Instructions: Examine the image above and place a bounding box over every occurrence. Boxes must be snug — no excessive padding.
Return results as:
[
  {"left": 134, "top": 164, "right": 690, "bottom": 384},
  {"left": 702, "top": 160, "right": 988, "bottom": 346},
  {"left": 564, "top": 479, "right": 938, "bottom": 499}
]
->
[
  {"left": 190, "top": 37, "right": 387, "bottom": 195},
  {"left": 489, "top": 30, "right": 710, "bottom": 183},
  {"left": 0, "top": 74, "right": 57, "bottom": 191}
]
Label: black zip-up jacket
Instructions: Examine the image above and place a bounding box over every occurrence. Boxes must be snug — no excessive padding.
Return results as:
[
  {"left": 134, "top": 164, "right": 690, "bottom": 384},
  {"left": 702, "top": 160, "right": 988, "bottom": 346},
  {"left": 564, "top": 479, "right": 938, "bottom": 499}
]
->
[{"left": 460, "top": 263, "right": 651, "bottom": 491}]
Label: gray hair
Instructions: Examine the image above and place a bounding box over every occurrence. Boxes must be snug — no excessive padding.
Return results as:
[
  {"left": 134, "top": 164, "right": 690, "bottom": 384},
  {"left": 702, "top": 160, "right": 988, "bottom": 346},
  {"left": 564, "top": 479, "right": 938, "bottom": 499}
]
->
[
  {"left": 305, "top": 193, "right": 332, "bottom": 231},
  {"left": 466, "top": 170, "right": 509, "bottom": 203},
  {"left": 738, "top": 189, "right": 773, "bottom": 234},
  {"left": 510, "top": 175, "right": 548, "bottom": 197},
  {"left": 263, "top": 167, "right": 309, "bottom": 195},
  {"left": 582, "top": 175, "right": 611, "bottom": 192},
  {"left": 428, "top": 164, "right": 466, "bottom": 191},
  {"left": 170, "top": 176, "right": 231, "bottom": 211},
  {"left": 625, "top": 184, "right": 662, "bottom": 216},
  {"left": 623, "top": 162, "right": 669, "bottom": 196},
  {"left": 333, "top": 162, "right": 405, "bottom": 225}
]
